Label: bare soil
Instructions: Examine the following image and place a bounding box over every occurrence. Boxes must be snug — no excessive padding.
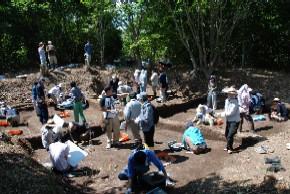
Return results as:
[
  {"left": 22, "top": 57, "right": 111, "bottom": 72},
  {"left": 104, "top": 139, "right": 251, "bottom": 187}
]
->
[{"left": 1, "top": 67, "right": 290, "bottom": 193}]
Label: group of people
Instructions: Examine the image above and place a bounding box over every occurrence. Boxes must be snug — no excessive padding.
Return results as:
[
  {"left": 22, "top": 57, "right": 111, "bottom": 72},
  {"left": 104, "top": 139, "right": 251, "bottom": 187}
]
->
[
  {"left": 38, "top": 40, "right": 93, "bottom": 76},
  {"left": 31, "top": 59, "right": 290, "bottom": 193},
  {"left": 32, "top": 79, "right": 87, "bottom": 125},
  {"left": 38, "top": 41, "right": 58, "bottom": 76}
]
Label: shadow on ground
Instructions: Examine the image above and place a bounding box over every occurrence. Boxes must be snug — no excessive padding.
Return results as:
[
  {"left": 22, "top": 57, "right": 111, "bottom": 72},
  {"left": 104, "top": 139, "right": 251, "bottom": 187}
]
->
[
  {"left": 168, "top": 173, "right": 290, "bottom": 194},
  {"left": 0, "top": 152, "right": 96, "bottom": 194}
]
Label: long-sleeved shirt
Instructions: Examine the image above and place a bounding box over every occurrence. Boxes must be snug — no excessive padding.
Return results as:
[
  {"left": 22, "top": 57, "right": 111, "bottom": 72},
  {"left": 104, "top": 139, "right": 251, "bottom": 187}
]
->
[
  {"left": 70, "top": 86, "right": 83, "bottom": 102},
  {"left": 36, "top": 82, "right": 46, "bottom": 104},
  {"left": 150, "top": 72, "right": 159, "bottom": 86},
  {"left": 32, "top": 84, "right": 38, "bottom": 102},
  {"left": 223, "top": 98, "right": 240, "bottom": 122},
  {"left": 84, "top": 43, "right": 93, "bottom": 55},
  {"left": 38, "top": 46, "right": 46, "bottom": 64},
  {"left": 49, "top": 142, "right": 70, "bottom": 172},
  {"left": 139, "top": 70, "right": 147, "bottom": 86},
  {"left": 127, "top": 149, "right": 164, "bottom": 178},
  {"left": 100, "top": 96, "right": 118, "bottom": 119},
  {"left": 137, "top": 101, "right": 154, "bottom": 132},
  {"left": 124, "top": 99, "right": 141, "bottom": 121},
  {"left": 182, "top": 126, "right": 206, "bottom": 145}
]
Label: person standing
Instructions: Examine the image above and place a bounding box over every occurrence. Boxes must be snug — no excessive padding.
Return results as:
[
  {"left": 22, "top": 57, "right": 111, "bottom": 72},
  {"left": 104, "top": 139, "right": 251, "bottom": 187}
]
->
[
  {"left": 124, "top": 92, "right": 142, "bottom": 145},
  {"left": 207, "top": 75, "right": 217, "bottom": 110},
  {"left": 133, "top": 69, "right": 141, "bottom": 94},
  {"left": 46, "top": 41, "right": 57, "bottom": 69},
  {"left": 84, "top": 40, "right": 93, "bottom": 66},
  {"left": 150, "top": 68, "right": 159, "bottom": 98},
  {"left": 32, "top": 81, "right": 38, "bottom": 112},
  {"left": 159, "top": 67, "right": 168, "bottom": 103},
  {"left": 139, "top": 68, "right": 147, "bottom": 93},
  {"left": 219, "top": 87, "right": 240, "bottom": 154},
  {"left": 109, "top": 74, "right": 119, "bottom": 98},
  {"left": 70, "top": 81, "right": 87, "bottom": 125},
  {"left": 38, "top": 42, "right": 48, "bottom": 76},
  {"left": 237, "top": 84, "right": 255, "bottom": 132},
  {"left": 35, "top": 78, "right": 49, "bottom": 124},
  {"left": 100, "top": 86, "right": 120, "bottom": 149},
  {"left": 135, "top": 93, "right": 155, "bottom": 147}
]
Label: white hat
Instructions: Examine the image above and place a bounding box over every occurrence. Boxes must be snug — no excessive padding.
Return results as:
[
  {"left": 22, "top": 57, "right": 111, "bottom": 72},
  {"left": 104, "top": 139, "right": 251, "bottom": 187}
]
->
[
  {"left": 223, "top": 86, "right": 238, "bottom": 95},
  {"left": 112, "top": 74, "right": 117, "bottom": 79},
  {"left": 118, "top": 81, "right": 123, "bottom": 86},
  {"left": 48, "top": 41, "right": 52, "bottom": 44},
  {"left": 273, "top": 98, "right": 280, "bottom": 102}
]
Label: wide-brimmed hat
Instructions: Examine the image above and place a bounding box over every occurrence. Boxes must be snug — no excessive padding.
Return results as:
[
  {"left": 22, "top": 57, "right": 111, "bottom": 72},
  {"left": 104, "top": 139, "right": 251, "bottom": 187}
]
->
[
  {"left": 223, "top": 86, "right": 238, "bottom": 95},
  {"left": 273, "top": 97, "right": 280, "bottom": 102},
  {"left": 39, "top": 42, "right": 44, "bottom": 46},
  {"left": 118, "top": 81, "right": 123, "bottom": 86},
  {"left": 47, "top": 41, "right": 52, "bottom": 44}
]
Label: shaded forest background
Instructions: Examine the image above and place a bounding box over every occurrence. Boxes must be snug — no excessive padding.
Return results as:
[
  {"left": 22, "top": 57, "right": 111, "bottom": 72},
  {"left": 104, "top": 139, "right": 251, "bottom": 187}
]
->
[{"left": 1, "top": 0, "right": 290, "bottom": 75}]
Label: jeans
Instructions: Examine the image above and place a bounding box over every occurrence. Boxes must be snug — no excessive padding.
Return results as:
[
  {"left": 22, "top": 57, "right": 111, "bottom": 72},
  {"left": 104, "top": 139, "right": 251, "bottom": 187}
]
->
[
  {"left": 140, "top": 83, "right": 147, "bottom": 92},
  {"left": 143, "top": 126, "right": 155, "bottom": 147},
  {"left": 207, "top": 91, "right": 217, "bottom": 110},
  {"left": 225, "top": 121, "right": 240, "bottom": 150},
  {"left": 73, "top": 101, "right": 86, "bottom": 124},
  {"left": 239, "top": 112, "right": 255, "bottom": 131}
]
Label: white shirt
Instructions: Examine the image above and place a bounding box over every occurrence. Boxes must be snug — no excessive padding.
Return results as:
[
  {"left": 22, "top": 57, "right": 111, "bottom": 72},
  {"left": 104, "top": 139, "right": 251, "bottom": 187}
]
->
[
  {"left": 150, "top": 72, "right": 159, "bottom": 86},
  {"left": 49, "top": 142, "right": 70, "bottom": 172}
]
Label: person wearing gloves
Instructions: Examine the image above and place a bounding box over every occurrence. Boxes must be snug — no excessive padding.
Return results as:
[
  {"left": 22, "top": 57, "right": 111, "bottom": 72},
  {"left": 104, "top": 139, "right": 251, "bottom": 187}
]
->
[
  {"left": 207, "top": 75, "right": 217, "bottom": 110},
  {"left": 48, "top": 83, "right": 64, "bottom": 105},
  {"left": 135, "top": 92, "right": 155, "bottom": 147},
  {"left": 150, "top": 68, "right": 159, "bottom": 98},
  {"left": 118, "top": 143, "right": 173, "bottom": 193},
  {"left": 139, "top": 68, "right": 147, "bottom": 93},
  {"left": 218, "top": 86, "right": 240, "bottom": 154},
  {"left": 70, "top": 81, "right": 87, "bottom": 125},
  {"left": 237, "top": 84, "right": 255, "bottom": 132},
  {"left": 124, "top": 92, "right": 142, "bottom": 145}
]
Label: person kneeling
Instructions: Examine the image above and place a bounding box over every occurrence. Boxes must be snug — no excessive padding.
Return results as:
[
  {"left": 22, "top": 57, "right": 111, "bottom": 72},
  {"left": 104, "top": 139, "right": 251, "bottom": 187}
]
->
[
  {"left": 182, "top": 121, "right": 208, "bottom": 154},
  {"left": 270, "top": 98, "right": 288, "bottom": 122},
  {"left": 118, "top": 144, "right": 172, "bottom": 193}
]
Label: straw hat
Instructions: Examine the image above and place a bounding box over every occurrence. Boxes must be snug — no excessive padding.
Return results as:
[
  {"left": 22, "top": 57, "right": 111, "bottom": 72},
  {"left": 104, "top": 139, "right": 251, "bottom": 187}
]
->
[{"left": 223, "top": 86, "right": 238, "bottom": 95}]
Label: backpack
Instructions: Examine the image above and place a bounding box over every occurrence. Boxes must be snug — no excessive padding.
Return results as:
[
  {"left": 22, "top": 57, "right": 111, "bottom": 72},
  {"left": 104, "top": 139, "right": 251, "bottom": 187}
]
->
[{"left": 151, "top": 105, "right": 159, "bottom": 125}]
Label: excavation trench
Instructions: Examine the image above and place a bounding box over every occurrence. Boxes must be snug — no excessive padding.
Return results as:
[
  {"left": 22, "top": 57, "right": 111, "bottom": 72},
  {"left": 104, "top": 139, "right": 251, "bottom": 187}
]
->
[{"left": 20, "top": 96, "right": 268, "bottom": 152}]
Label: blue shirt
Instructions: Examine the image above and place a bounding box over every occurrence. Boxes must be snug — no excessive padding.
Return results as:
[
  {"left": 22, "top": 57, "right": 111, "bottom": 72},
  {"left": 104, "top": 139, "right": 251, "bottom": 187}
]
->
[
  {"left": 138, "top": 101, "right": 154, "bottom": 132},
  {"left": 70, "top": 86, "right": 83, "bottom": 102},
  {"left": 127, "top": 149, "right": 164, "bottom": 178},
  {"left": 84, "top": 43, "right": 93, "bottom": 55},
  {"left": 182, "top": 126, "right": 206, "bottom": 145},
  {"left": 124, "top": 99, "right": 141, "bottom": 121}
]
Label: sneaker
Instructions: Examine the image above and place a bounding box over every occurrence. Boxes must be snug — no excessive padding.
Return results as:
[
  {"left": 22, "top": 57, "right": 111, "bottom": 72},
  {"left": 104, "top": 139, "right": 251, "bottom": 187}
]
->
[
  {"left": 223, "top": 148, "right": 228, "bottom": 151},
  {"left": 106, "top": 143, "right": 111, "bottom": 149},
  {"left": 227, "top": 150, "right": 233, "bottom": 154}
]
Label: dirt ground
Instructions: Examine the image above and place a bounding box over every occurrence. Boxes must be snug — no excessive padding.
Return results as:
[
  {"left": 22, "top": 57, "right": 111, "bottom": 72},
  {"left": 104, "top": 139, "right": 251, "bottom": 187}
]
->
[
  {"left": 1, "top": 67, "right": 290, "bottom": 193},
  {"left": 1, "top": 97, "right": 290, "bottom": 194}
]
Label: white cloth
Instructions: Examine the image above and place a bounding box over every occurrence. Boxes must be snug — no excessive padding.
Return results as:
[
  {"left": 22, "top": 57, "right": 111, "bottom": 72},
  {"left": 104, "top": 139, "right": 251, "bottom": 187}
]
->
[
  {"left": 237, "top": 84, "right": 251, "bottom": 113},
  {"left": 49, "top": 142, "right": 70, "bottom": 172},
  {"left": 150, "top": 72, "right": 159, "bottom": 86},
  {"left": 117, "top": 85, "right": 133, "bottom": 94},
  {"left": 139, "top": 70, "right": 147, "bottom": 85},
  {"left": 48, "top": 86, "right": 63, "bottom": 103}
]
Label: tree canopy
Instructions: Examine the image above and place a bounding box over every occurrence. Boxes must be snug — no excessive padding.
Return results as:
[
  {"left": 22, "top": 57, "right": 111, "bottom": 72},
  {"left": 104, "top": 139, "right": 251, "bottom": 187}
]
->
[{"left": 1, "top": 0, "right": 290, "bottom": 75}]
